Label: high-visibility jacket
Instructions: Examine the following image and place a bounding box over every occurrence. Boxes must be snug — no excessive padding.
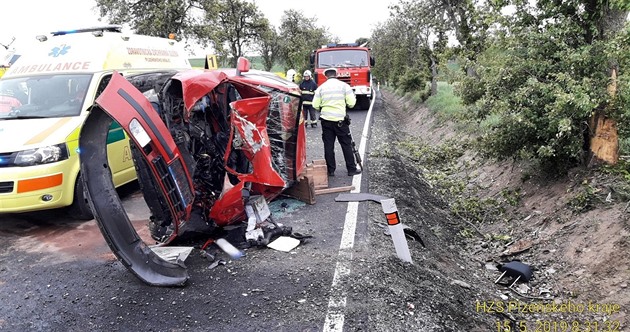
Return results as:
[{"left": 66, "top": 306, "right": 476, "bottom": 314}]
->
[
  {"left": 299, "top": 79, "right": 318, "bottom": 106},
  {"left": 312, "top": 78, "right": 356, "bottom": 121}
]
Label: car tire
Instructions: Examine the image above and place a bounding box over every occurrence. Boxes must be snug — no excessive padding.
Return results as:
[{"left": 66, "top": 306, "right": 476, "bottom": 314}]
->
[{"left": 67, "top": 175, "right": 94, "bottom": 220}]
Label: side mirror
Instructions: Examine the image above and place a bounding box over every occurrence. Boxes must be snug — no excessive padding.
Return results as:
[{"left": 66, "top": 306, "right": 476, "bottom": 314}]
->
[
  {"left": 236, "top": 57, "right": 251, "bottom": 76},
  {"left": 309, "top": 53, "right": 315, "bottom": 66},
  {"left": 370, "top": 56, "right": 375, "bottom": 67}
]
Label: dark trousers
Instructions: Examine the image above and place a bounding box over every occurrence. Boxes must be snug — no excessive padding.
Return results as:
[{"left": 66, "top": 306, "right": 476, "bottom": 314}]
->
[
  {"left": 303, "top": 104, "right": 317, "bottom": 122},
  {"left": 321, "top": 119, "right": 356, "bottom": 173}
]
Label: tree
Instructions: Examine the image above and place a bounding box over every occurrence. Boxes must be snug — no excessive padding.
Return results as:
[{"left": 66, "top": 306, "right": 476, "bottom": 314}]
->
[
  {"left": 277, "top": 10, "right": 329, "bottom": 73},
  {"left": 197, "top": 0, "right": 268, "bottom": 67},
  {"left": 390, "top": 0, "right": 450, "bottom": 95},
  {"left": 371, "top": 19, "right": 416, "bottom": 89},
  {"left": 459, "top": 0, "right": 629, "bottom": 171},
  {"left": 355, "top": 37, "right": 370, "bottom": 46},
  {"left": 95, "top": 0, "right": 205, "bottom": 40},
  {"left": 257, "top": 22, "right": 281, "bottom": 71}
]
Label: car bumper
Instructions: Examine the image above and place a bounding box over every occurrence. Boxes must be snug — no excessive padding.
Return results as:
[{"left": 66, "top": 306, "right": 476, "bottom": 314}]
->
[{"left": 0, "top": 157, "right": 78, "bottom": 213}]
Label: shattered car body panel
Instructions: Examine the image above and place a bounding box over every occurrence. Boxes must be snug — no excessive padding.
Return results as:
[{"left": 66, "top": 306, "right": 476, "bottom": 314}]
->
[{"left": 79, "top": 64, "right": 305, "bottom": 286}]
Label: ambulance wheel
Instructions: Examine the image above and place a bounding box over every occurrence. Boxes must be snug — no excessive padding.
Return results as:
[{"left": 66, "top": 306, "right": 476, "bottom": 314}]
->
[{"left": 68, "top": 175, "right": 94, "bottom": 220}]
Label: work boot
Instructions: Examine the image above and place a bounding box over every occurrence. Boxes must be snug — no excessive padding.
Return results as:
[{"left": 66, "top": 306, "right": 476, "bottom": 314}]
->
[{"left": 347, "top": 168, "right": 362, "bottom": 176}]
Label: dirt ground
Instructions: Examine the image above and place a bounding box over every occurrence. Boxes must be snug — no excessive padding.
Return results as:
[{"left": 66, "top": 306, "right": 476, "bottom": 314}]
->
[{"left": 359, "top": 90, "right": 629, "bottom": 331}]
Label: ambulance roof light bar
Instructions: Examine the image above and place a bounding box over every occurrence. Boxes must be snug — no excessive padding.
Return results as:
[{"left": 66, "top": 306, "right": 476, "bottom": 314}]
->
[{"left": 50, "top": 25, "right": 123, "bottom": 36}]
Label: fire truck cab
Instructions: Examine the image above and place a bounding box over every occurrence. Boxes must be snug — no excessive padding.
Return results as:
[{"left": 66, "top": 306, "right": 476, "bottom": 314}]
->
[{"left": 309, "top": 43, "right": 375, "bottom": 110}]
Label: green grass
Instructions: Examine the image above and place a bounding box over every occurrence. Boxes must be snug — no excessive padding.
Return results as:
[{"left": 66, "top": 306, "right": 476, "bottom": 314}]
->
[
  {"left": 620, "top": 137, "right": 630, "bottom": 156},
  {"left": 425, "top": 82, "right": 465, "bottom": 118}
]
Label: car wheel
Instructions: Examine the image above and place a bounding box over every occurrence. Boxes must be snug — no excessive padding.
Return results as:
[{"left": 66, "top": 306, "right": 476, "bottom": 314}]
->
[{"left": 67, "top": 175, "right": 94, "bottom": 220}]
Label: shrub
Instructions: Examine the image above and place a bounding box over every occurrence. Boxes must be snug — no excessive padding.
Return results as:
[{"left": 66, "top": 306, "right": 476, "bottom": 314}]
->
[
  {"left": 398, "top": 68, "right": 430, "bottom": 93},
  {"left": 456, "top": 75, "right": 486, "bottom": 105}
]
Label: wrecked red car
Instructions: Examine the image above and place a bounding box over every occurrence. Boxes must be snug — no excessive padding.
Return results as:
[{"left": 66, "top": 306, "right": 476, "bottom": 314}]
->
[{"left": 78, "top": 58, "right": 306, "bottom": 286}]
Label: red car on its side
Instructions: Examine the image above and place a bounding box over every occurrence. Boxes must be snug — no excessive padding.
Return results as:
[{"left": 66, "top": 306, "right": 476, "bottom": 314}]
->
[{"left": 79, "top": 58, "right": 306, "bottom": 286}]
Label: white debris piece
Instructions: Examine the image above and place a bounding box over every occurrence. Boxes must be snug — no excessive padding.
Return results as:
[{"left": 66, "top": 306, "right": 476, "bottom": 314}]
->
[
  {"left": 150, "top": 246, "right": 194, "bottom": 263},
  {"left": 267, "top": 236, "right": 300, "bottom": 252}
]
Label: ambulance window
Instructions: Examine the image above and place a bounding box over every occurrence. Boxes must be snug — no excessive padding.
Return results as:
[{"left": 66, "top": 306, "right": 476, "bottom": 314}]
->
[
  {"left": 0, "top": 78, "right": 27, "bottom": 114},
  {"left": 0, "top": 79, "right": 27, "bottom": 103},
  {"left": 14, "top": 74, "right": 91, "bottom": 117}
]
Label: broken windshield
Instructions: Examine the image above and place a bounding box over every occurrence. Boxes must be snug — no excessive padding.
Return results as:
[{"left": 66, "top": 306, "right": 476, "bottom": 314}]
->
[{"left": 0, "top": 74, "right": 91, "bottom": 119}]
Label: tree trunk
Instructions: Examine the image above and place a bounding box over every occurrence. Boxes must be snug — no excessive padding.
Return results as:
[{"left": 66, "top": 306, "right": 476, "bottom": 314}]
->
[
  {"left": 589, "top": 68, "right": 619, "bottom": 165},
  {"left": 588, "top": 8, "right": 627, "bottom": 165},
  {"left": 430, "top": 55, "right": 438, "bottom": 96}
]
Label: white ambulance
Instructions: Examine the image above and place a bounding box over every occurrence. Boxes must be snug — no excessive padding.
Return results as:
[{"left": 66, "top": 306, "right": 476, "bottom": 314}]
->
[{"left": 0, "top": 25, "right": 191, "bottom": 219}]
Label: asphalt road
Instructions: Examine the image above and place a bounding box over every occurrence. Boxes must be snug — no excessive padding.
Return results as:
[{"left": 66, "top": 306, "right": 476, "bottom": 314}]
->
[{"left": 0, "top": 93, "right": 378, "bottom": 332}]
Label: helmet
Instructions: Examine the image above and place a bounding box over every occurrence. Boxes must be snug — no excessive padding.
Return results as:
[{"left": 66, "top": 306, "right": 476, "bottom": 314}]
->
[
  {"left": 286, "top": 69, "right": 296, "bottom": 82},
  {"left": 303, "top": 70, "right": 312, "bottom": 77},
  {"left": 323, "top": 67, "right": 337, "bottom": 77}
]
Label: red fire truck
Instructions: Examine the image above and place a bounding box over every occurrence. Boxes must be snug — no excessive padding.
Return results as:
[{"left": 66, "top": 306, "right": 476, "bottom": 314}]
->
[{"left": 309, "top": 43, "right": 375, "bottom": 110}]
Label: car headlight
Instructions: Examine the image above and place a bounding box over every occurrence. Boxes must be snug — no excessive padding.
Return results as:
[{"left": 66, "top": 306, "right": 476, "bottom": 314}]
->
[
  {"left": 14, "top": 143, "right": 69, "bottom": 166},
  {"left": 129, "top": 118, "right": 151, "bottom": 148}
]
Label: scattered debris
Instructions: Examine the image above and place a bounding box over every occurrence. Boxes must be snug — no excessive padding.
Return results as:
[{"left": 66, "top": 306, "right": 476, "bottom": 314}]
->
[
  {"left": 515, "top": 283, "right": 530, "bottom": 294},
  {"left": 501, "top": 239, "right": 534, "bottom": 257},
  {"left": 150, "top": 246, "right": 193, "bottom": 265},
  {"left": 450, "top": 280, "right": 471, "bottom": 289},
  {"left": 494, "top": 261, "right": 533, "bottom": 288},
  {"left": 402, "top": 226, "right": 426, "bottom": 248},
  {"left": 538, "top": 287, "right": 552, "bottom": 297},
  {"left": 208, "top": 260, "right": 226, "bottom": 270},
  {"left": 268, "top": 198, "right": 306, "bottom": 218},
  {"left": 485, "top": 262, "right": 499, "bottom": 271},
  {"left": 382, "top": 224, "right": 426, "bottom": 247},
  {"left": 215, "top": 238, "right": 244, "bottom": 259},
  {"left": 267, "top": 236, "right": 301, "bottom": 252},
  {"left": 199, "top": 250, "right": 215, "bottom": 261}
]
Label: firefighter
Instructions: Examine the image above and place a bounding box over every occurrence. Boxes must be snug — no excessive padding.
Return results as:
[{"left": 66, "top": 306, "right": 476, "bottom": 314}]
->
[
  {"left": 312, "top": 67, "right": 361, "bottom": 177},
  {"left": 286, "top": 69, "right": 296, "bottom": 83},
  {"left": 299, "top": 70, "right": 318, "bottom": 128}
]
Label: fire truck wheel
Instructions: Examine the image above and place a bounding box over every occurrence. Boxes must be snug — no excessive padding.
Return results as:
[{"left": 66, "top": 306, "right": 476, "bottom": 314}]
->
[{"left": 357, "top": 96, "right": 371, "bottom": 110}]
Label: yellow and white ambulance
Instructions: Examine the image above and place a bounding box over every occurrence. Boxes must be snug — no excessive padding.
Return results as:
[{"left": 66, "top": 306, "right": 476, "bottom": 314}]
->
[{"left": 0, "top": 25, "right": 191, "bottom": 219}]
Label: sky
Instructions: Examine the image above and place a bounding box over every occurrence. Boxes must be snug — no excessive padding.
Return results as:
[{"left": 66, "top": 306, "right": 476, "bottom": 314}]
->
[{"left": 0, "top": 0, "right": 396, "bottom": 58}]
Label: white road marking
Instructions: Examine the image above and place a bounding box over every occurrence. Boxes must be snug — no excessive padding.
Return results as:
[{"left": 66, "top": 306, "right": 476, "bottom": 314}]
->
[{"left": 323, "top": 95, "right": 376, "bottom": 332}]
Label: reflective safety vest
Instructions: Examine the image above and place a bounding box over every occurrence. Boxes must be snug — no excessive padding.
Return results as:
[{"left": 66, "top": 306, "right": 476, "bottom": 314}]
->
[{"left": 312, "top": 78, "right": 356, "bottom": 121}]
